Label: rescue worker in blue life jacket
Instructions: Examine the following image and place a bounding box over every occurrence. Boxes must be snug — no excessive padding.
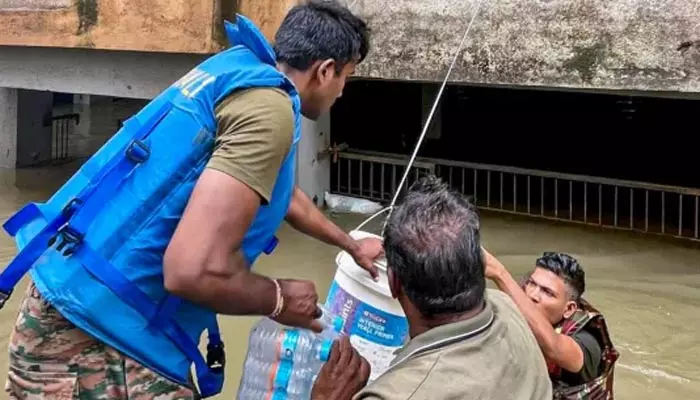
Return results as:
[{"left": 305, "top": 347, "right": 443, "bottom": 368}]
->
[{"left": 3, "top": 1, "right": 380, "bottom": 399}]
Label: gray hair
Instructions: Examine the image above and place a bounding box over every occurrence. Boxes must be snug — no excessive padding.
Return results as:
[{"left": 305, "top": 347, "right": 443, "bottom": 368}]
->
[{"left": 383, "top": 175, "right": 485, "bottom": 317}]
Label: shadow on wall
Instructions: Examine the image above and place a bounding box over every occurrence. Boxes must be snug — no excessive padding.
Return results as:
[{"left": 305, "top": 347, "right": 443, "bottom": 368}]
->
[{"left": 53, "top": 96, "right": 148, "bottom": 161}]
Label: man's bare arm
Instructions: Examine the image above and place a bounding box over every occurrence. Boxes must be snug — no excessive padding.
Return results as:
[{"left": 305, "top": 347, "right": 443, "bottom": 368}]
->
[
  {"left": 285, "top": 187, "right": 359, "bottom": 253},
  {"left": 285, "top": 187, "right": 382, "bottom": 278},
  {"left": 163, "top": 169, "right": 277, "bottom": 316},
  {"left": 484, "top": 251, "right": 585, "bottom": 373}
]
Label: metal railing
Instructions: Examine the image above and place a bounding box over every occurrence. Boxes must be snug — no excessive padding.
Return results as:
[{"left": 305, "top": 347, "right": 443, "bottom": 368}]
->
[
  {"left": 331, "top": 151, "right": 436, "bottom": 202},
  {"left": 333, "top": 150, "right": 700, "bottom": 242},
  {"left": 50, "top": 113, "right": 80, "bottom": 164}
]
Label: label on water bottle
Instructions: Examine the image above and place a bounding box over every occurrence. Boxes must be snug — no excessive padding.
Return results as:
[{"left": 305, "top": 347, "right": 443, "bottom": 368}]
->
[
  {"left": 272, "top": 329, "right": 300, "bottom": 394},
  {"left": 325, "top": 281, "right": 409, "bottom": 380},
  {"left": 271, "top": 389, "right": 288, "bottom": 400},
  {"left": 274, "top": 361, "right": 293, "bottom": 392},
  {"left": 280, "top": 329, "right": 300, "bottom": 362}
]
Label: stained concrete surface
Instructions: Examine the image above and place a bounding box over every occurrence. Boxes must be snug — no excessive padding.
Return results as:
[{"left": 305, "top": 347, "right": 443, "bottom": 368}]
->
[
  {"left": 0, "top": 0, "right": 224, "bottom": 53},
  {"left": 0, "top": 0, "right": 70, "bottom": 9},
  {"left": 350, "top": 0, "right": 700, "bottom": 93},
  {"left": 0, "top": 89, "right": 17, "bottom": 169},
  {"left": 2, "top": 0, "right": 699, "bottom": 94}
]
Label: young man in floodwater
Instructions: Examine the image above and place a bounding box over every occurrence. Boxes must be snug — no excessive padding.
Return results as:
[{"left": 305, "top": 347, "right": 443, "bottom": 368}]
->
[
  {"left": 310, "top": 176, "right": 552, "bottom": 400},
  {"left": 483, "top": 251, "right": 619, "bottom": 400}
]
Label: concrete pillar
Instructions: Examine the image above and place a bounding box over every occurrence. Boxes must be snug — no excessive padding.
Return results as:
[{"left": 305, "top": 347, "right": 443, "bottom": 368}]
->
[
  {"left": 0, "top": 88, "right": 18, "bottom": 169},
  {"left": 16, "top": 90, "right": 54, "bottom": 167},
  {"left": 72, "top": 94, "right": 92, "bottom": 158},
  {"left": 421, "top": 83, "right": 442, "bottom": 140},
  {"left": 74, "top": 94, "right": 91, "bottom": 105},
  {"left": 297, "top": 113, "right": 331, "bottom": 207}
]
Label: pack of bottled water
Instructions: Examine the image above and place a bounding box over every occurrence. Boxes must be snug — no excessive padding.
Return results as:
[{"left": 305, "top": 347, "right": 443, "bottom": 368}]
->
[{"left": 236, "top": 306, "right": 344, "bottom": 399}]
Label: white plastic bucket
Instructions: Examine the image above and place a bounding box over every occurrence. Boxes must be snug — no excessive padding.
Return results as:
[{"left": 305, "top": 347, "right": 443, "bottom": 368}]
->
[{"left": 323, "top": 230, "right": 409, "bottom": 382}]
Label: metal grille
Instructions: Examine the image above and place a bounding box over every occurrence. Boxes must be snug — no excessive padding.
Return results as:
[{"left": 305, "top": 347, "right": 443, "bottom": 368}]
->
[
  {"left": 51, "top": 113, "right": 80, "bottom": 164},
  {"left": 333, "top": 150, "right": 700, "bottom": 242},
  {"left": 331, "top": 151, "right": 435, "bottom": 202}
]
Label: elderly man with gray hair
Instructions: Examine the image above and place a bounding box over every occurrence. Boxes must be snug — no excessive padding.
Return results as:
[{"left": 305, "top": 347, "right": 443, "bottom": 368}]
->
[{"left": 312, "top": 175, "right": 553, "bottom": 400}]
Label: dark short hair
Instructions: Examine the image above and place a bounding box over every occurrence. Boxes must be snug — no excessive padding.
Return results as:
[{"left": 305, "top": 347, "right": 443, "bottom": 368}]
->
[
  {"left": 383, "top": 175, "right": 485, "bottom": 317},
  {"left": 274, "top": 0, "right": 370, "bottom": 73},
  {"left": 535, "top": 252, "right": 585, "bottom": 301}
]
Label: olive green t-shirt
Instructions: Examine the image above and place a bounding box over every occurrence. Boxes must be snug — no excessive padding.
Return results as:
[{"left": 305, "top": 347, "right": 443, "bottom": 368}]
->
[
  {"left": 557, "top": 329, "right": 602, "bottom": 387},
  {"left": 206, "top": 87, "right": 294, "bottom": 203}
]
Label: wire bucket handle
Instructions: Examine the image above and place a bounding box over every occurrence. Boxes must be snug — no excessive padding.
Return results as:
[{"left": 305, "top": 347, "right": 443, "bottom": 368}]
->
[{"left": 353, "top": 206, "right": 392, "bottom": 233}]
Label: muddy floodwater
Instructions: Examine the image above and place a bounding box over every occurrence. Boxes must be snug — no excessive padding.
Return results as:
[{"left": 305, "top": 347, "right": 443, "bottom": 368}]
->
[{"left": 0, "top": 164, "right": 698, "bottom": 400}]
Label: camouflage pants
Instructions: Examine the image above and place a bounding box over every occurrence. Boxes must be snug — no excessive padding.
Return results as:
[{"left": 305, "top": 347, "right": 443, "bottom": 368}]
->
[{"left": 5, "top": 282, "right": 198, "bottom": 400}]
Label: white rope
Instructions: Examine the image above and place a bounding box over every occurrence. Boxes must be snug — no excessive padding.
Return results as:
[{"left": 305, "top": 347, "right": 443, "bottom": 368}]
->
[
  {"left": 379, "top": 0, "right": 485, "bottom": 235},
  {"left": 353, "top": 206, "right": 391, "bottom": 231}
]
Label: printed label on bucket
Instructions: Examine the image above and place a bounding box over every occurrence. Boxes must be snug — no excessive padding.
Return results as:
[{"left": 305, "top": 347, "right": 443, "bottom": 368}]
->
[{"left": 325, "top": 281, "right": 409, "bottom": 380}]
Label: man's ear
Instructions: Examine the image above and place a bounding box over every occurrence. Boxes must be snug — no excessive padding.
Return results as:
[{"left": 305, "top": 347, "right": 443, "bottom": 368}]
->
[
  {"left": 562, "top": 300, "right": 578, "bottom": 320},
  {"left": 315, "top": 59, "right": 336, "bottom": 85},
  {"left": 388, "top": 268, "right": 400, "bottom": 300}
]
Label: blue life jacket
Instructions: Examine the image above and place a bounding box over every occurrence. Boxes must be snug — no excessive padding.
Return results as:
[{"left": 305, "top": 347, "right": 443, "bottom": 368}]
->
[{"left": 0, "top": 14, "right": 301, "bottom": 398}]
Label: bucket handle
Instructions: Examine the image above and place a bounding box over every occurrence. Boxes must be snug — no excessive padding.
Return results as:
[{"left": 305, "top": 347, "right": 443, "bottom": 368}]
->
[{"left": 349, "top": 206, "right": 392, "bottom": 274}]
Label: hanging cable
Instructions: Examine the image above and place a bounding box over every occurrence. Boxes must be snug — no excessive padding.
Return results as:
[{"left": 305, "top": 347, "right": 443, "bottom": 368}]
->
[{"left": 379, "top": 0, "right": 486, "bottom": 235}]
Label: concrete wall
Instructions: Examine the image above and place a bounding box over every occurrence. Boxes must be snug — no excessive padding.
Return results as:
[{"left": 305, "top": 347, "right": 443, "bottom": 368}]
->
[
  {"left": 2, "top": 0, "right": 699, "bottom": 96},
  {"left": 15, "top": 90, "right": 53, "bottom": 167},
  {"left": 0, "top": 46, "right": 205, "bottom": 99},
  {"left": 237, "top": 0, "right": 296, "bottom": 43},
  {"left": 0, "top": 0, "right": 229, "bottom": 53},
  {"left": 84, "top": 97, "right": 147, "bottom": 155},
  {"left": 351, "top": 0, "right": 700, "bottom": 93},
  {"left": 52, "top": 95, "right": 148, "bottom": 159},
  {"left": 297, "top": 114, "right": 331, "bottom": 206},
  {"left": 0, "top": 89, "right": 18, "bottom": 169}
]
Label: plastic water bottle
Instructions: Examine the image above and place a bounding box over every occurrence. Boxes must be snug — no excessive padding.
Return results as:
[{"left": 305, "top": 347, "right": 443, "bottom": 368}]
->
[{"left": 237, "top": 306, "right": 344, "bottom": 400}]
